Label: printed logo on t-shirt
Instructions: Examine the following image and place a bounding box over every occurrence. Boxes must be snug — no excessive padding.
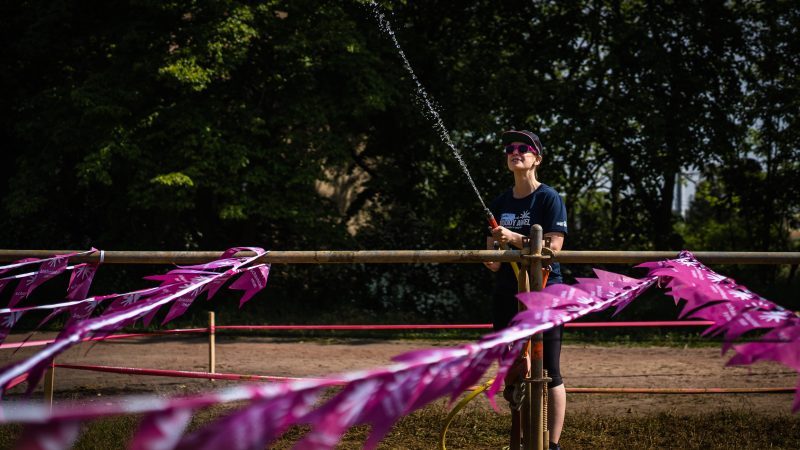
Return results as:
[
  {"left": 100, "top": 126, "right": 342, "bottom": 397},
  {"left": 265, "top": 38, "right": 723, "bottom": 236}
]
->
[{"left": 499, "top": 211, "right": 530, "bottom": 229}]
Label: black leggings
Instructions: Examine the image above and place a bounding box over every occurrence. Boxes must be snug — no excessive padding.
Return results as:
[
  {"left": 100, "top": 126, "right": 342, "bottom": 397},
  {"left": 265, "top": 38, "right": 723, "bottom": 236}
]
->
[{"left": 493, "top": 290, "right": 564, "bottom": 388}]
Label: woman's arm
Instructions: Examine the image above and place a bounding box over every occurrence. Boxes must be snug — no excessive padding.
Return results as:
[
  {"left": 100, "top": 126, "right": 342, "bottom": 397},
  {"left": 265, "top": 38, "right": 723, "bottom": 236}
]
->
[
  {"left": 492, "top": 226, "right": 563, "bottom": 251},
  {"left": 544, "top": 232, "right": 565, "bottom": 252},
  {"left": 485, "top": 229, "right": 563, "bottom": 271}
]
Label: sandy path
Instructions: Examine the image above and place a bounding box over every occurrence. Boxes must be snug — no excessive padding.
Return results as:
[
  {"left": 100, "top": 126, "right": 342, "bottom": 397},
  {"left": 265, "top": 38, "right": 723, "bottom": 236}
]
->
[{"left": 1, "top": 334, "right": 795, "bottom": 415}]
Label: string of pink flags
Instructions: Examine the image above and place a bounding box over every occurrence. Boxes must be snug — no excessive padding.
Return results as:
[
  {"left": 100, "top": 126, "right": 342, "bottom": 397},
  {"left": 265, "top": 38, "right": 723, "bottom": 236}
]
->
[{"left": 0, "top": 249, "right": 797, "bottom": 450}]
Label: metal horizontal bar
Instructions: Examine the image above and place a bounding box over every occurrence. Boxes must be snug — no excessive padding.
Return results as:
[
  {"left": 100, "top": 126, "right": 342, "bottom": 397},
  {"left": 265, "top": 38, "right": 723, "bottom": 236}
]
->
[
  {"left": 257, "top": 250, "right": 536, "bottom": 264},
  {"left": 0, "top": 249, "right": 536, "bottom": 264},
  {"left": 0, "top": 249, "right": 797, "bottom": 265},
  {"left": 552, "top": 251, "right": 800, "bottom": 265}
]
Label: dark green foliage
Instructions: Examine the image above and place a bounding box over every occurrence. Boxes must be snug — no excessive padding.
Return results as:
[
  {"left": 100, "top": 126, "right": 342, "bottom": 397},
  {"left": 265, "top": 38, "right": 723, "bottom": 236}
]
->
[{"left": 0, "top": 1, "right": 797, "bottom": 322}]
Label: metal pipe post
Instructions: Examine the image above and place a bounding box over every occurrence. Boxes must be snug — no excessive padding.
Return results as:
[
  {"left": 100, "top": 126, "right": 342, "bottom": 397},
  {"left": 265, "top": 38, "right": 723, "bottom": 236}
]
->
[
  {"left": 529, "top": 225, "right": 545, "bottom": 450},
  {"left": 517, "top": 235, "right": 531, "bottom": 450},
  {"left": 543, "top": 369, "right": 550, "bottom": 448}
]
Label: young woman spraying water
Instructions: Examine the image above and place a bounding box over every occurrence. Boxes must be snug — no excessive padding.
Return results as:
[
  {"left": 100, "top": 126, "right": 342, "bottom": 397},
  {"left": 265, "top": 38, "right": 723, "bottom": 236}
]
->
[{"left": 484, "top": 130, "right": 567, "bottom": 450}]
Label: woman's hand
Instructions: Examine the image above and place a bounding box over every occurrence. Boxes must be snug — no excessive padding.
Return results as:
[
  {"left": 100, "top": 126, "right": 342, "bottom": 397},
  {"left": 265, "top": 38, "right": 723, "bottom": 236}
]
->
[
  {"left": 490, "top": 226, "right": 521, "bottom": 249},
  {"left": 484, "top": 236, "right": 501, "bottom": 271},
  {"left": 483, "top": 260, "right": 501, "bottom": 271}
]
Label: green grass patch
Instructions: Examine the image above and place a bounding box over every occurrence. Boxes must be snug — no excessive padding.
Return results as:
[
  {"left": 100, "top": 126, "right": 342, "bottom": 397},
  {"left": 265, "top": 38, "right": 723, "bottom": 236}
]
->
[{"left": 2, "top": 402, "right": 797, "bottom": 449}]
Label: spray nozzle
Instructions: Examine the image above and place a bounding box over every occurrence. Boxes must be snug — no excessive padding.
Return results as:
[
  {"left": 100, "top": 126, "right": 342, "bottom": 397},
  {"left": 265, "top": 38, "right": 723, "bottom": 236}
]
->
[{"left": 486, "top": 210, "right": 498, "bottom": 229}]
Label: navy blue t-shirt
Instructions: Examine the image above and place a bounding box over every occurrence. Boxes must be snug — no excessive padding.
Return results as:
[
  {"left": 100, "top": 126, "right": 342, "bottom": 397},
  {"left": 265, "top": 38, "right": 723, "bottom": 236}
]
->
[{"left": 487, "top": 184, "right": 568, "bottom": 294}]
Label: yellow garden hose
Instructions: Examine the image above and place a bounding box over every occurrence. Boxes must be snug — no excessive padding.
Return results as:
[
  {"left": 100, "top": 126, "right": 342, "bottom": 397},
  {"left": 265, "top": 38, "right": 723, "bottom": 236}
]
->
[
  {"left": 438, "top": 259, "right": 550, "bottom": 449},
  {"left": 438, "top": 380, "right": 494, "bottom": 450}
]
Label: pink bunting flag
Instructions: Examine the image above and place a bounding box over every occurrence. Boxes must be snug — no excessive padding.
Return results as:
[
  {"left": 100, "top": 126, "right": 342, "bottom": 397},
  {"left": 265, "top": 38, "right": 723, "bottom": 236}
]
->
[
  {"left": 0, "top": 247, "right": 267, "bottom": 394},
  {"left": 0, "top": 311, "right": 25, "bottom": 343},
  {"left": 27, "top": 256, "right": 69, "bottom": 296},
  {"left": 641, "top": 251, "right": 800, "bottom": 410},
  {"left": 727, "top": 322, "right": 800, "bottom": 369},
  {"left": 0, "top": 278, "right": 11, "bottom": 297},
  {"left": 204, "top": 268, "right": 242, "bottom": 300},
  {"left": 2, "top": 250, "right": 100, "bottom": 311},
  {"left": 0, "top": 257, "right": 42, "bottom": 275},
  {"left": 143, "top": 270, "right": 217, "bottom": 287},
  {"left": 718, "top": 309, "right": 793, "bottom": 341},
  {"left": 173, "top": 387, "right": 322, "bottom": 450},
  {"left": 8, "top": 276, "right": 36, "bottom": 308},
  {"left": 58, "top": 263, "right": 103, "bottom": 328},
  {"left": 16, "top": 419, "right": 80, "bottom": 450},
  {"left": 296, "top": 378, "right": 384, "bottom": 449},
  {"left": 131, "top": 407, "right": 193, "bottom": 450},
  {"left": 228, "top": 265, "right": 270, "bottom": 306},
  {"left": 727, "top": 321, "right": 800, "bottom": 412},
  {"left": 102, "top": 289, "right": 158, "bottom": 317},
  {"left": 66, "top": 263, "right": 99, "bottom": 301},
  {"left": 161, "top": 285, "right": 204, "bottom": 325}
]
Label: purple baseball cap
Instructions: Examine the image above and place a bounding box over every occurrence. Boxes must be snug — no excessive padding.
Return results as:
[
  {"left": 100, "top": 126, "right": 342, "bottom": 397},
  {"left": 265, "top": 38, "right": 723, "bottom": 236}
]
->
[{"left": 501, "top": 130, "right": 543, "bottom": 155}]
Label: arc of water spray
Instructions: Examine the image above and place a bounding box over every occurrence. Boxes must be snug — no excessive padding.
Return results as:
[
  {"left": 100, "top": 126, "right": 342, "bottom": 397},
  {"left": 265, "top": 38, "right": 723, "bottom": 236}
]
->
[{"left": 369, "top": 2, "right": 492, "bottom": 215}]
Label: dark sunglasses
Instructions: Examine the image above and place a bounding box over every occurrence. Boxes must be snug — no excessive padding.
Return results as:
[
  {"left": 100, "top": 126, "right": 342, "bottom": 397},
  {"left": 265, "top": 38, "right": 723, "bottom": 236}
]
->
[{"left": 504, "top": 144, "right": 539, "bottom": 155}]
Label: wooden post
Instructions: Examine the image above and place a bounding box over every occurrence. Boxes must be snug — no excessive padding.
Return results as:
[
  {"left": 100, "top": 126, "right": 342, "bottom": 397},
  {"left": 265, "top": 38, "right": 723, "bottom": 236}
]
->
[
  {"left": 208, "top": 311, "right": 216, "bottom": 382},
  {"left": 43, "top": 359, "right": 55, "bottom": 411},
  {"left": 514, "top": 234, "right": 531, "bottom": 450},
  {"left": 529, "top": 224, "right": 545, "bottom": 450}
]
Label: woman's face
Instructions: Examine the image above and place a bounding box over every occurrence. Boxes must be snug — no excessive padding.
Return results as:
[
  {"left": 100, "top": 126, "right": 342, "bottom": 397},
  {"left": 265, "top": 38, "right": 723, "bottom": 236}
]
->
[{"left": 506, "top": 141, "right": 541, "bottom": 173}]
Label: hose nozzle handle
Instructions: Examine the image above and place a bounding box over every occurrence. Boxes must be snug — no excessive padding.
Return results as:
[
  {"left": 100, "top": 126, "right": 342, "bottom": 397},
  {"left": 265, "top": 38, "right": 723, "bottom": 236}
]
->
[{"left": 486, "top": 210, "right": 499, "bottom": 229}]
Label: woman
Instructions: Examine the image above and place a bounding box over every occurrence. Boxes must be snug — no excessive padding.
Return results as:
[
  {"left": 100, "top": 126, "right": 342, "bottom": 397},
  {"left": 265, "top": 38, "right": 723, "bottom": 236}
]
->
[{"left": 484, "top": 129, "right": 567, "bottom": 450}]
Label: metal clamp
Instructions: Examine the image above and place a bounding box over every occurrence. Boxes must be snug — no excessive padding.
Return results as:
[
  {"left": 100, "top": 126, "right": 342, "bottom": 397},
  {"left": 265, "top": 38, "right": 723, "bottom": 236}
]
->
[{"left": 524, "top": 376, "right": 553, "bottom": 385}]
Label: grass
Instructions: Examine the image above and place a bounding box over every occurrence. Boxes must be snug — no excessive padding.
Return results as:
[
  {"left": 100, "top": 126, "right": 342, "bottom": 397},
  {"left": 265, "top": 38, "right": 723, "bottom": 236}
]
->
[
  {"left": 205, "top": 328, "right": 746, "bottom": 349},
  {"left": 1, "top": 400, "right": 798, "bottom": 449}
]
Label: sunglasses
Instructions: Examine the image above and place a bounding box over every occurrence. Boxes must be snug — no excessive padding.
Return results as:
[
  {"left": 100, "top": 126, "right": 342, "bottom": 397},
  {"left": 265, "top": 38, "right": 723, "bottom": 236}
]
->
[{"left": 504, "top": 144, "right": 540, "bottom": 155}]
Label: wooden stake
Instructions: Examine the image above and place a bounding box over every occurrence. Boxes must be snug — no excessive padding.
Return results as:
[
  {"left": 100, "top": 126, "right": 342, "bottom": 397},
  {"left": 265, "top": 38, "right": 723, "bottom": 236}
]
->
[
  {"left": 43, "top": 360, "right": 55, "bottom": 411},
  {"left": 208, "top": 311, "right": 216, "bottom": 382}
]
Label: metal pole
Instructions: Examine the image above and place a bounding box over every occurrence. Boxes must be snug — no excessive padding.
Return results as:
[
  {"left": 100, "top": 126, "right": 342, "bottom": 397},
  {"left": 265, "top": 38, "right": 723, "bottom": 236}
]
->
[
  {"left": 1, "top": 249, "right": 797, "bottom": 265},
  {"left": 543, "top": 369, "right": 550, "bottom": 449},
  {"left": 43, "top": 359, "right": 55, "bottom": 411},
  {"left": 208, "top": 311, "right": 216, "bottom": 382},
  {"left": 0, "top": 249, "right": 536, "bottom": 265},
  {"left": 551, "top": 250, "right": 800, "bottom": 265},
  {"left": 516, "top": 235, "right": 531, "bottom": 450},
  {"left": 529, "top": 225, "right": 544, "bottom": 450}
]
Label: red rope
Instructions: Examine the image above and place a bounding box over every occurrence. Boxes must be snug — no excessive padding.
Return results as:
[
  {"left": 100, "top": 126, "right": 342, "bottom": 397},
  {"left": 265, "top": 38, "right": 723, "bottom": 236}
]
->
[
  {"left": 0, "top": 328, "right": 206, "bottom": 350},
  {"left": 213, "top": 321, "right": 715, "bottom": 331},
  {"left": 54, "top": 363, "right": 341, "bottom": 385},
  {"left": 564, "top": 321, "right": 714, "bottom": 328},
  {"left": 46, "top": 363, "right": 794, "bottom": 394},
  {"left": 567, "top": 387, "right": 794, "bottom": 394}
]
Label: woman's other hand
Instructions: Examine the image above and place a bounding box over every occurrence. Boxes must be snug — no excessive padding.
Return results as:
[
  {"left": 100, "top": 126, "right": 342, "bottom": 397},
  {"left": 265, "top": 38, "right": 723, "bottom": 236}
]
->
[{"left": 484, "top": 236, "right": 501, "bottom": 271}]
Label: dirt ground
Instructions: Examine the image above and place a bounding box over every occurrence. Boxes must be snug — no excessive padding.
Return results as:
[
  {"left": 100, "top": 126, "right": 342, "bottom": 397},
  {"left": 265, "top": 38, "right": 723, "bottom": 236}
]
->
[{"left": 1, "top": 333, "right": 796, "bottom": 416}]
